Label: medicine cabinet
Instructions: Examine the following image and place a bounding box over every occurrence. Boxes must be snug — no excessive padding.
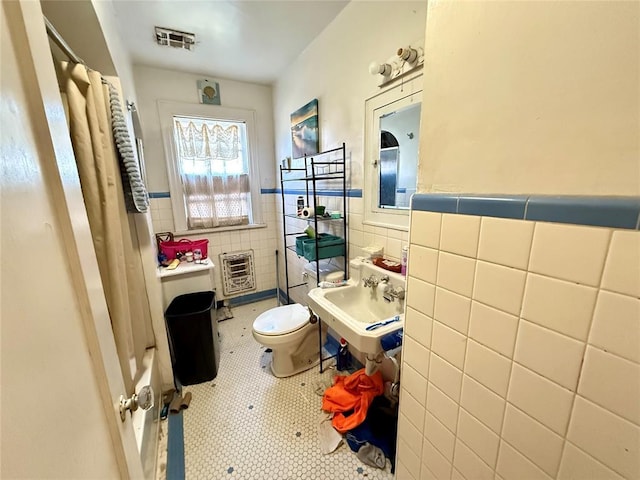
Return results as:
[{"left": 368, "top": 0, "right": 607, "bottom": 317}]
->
[{"left": 364, "top": 74, "right": 423, "bottom": 230}]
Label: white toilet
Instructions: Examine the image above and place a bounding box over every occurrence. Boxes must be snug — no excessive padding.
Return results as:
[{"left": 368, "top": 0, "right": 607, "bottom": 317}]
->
[{"left": 252, "top": 261, "right": 343, "bottom": 378}]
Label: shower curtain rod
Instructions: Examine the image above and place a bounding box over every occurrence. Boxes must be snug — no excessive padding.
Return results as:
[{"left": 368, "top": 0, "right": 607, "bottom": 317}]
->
[
  {"left": 44, "top": 16, "right": 85, "bottom": 66},
  {"left": 43, "top": 16, "right": 136, "bottom": 112}
]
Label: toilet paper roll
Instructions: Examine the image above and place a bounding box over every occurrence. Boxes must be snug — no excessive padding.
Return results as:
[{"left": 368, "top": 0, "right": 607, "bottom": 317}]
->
[{"left": 300, "top": 207, "right": 313, "bottom": 219}]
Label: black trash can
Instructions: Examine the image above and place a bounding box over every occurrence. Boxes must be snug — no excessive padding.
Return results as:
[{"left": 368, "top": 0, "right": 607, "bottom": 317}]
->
[{"left": 165, "top": 291, "right": 219, "bottom": 386}]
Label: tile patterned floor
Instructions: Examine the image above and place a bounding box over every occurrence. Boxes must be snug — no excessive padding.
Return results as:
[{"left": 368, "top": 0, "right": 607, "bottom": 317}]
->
[{"left": 178, "top": 298, "right": 395, "bottom": 479}]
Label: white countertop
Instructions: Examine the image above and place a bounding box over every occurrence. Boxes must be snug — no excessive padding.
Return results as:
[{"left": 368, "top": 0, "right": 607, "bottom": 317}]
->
[{"left": 158, "top": 258, "right": 215, "bottom": 279}]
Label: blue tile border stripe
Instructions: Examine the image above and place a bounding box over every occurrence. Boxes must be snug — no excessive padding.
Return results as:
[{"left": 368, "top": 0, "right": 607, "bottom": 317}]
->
[
  {"left": 166, "top": 412, "right": 185, "bottom": 480},
  {"left": 149, "top": 191, "right": 171, "bottom": 199},
  {"left": 267, "top": 188, "right": 363, "bottom": 198},
  {"left": 152, "top": 189, "right": 363, "bottom": 198},
  {"left": 228, "top": 288, "right": 277, "bottom": 306},
  {"left": 411, "top": 194, "right": 640, "bottom": 230}
]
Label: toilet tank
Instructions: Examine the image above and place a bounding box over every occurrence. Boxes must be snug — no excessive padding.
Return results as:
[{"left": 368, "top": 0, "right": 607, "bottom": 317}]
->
[{"left": 303, "top": 261, "right": 344, "bottom": 293}]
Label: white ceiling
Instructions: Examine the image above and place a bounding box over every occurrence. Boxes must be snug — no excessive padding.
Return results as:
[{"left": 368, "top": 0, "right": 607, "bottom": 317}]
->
[{"left": 111, "top": 0, "right": 349, "bottom": 85}]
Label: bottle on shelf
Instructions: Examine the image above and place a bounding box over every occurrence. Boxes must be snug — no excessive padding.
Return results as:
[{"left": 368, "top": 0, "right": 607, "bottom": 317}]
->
[{"left": 337, "top": 338, "right": 350, "bottom": 371}]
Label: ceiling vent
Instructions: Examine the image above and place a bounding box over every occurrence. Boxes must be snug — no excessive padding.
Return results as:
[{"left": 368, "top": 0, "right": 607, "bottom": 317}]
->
[{"left": 154, "top": 27, "right": 195, "bottom": 51}]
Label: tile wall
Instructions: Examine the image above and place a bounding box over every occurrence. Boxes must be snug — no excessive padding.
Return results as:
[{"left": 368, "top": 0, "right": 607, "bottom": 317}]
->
[
  {"left": 150, "top": 195, "right": 279, "bottom": 298},
  {"left": 396, "top": 210, "right": 639, "bottom": 480},
  {"left": 275, "top": 192, "right": 410, "bottom": 305}
]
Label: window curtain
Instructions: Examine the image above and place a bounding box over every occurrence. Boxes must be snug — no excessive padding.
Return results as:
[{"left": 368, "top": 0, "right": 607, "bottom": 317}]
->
[
  {"left": 62, "top": 62, "right": 151, "bottom": 394},
  {"left": 174, "top": 119, "right": 250, "bottom": 228}
]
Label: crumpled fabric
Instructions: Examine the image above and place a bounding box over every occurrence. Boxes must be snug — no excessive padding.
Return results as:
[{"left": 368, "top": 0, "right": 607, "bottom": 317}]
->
[{"left": 321, "top": 368, "right": 384, "bottom": 433}]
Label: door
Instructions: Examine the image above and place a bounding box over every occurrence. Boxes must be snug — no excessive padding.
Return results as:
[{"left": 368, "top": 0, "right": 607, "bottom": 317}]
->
[{"left": 0, "top": 2, "right": 143, "bottom": 478}]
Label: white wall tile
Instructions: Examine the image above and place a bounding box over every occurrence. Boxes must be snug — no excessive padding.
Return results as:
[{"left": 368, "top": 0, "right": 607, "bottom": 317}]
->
[
  {"left": 602, "top": 230, "right": 640, "bottom": 298},
  {"left": 567, "top": 396, "right": 640, "bottom": 479},
  {"left": 457, "top": 408, "right": 500, "bottom": 468},
  {"left": 502, "top": 404, "right": 564, "bottom": 476},
  {"left": 426, "top": 382, "right": 459, "bottom": 433},
  {"left": 507, "top": 363, "right": 573, "bottom": 435},
  {"left": 399, "top": 413, "right": 425, "bottom": 457},
  {"left": 434, "top": 287, "right": 471, "bottom": 335},
  {"left": 429, "top": 353, "right": 463, "bottom": 402},
  {"left": 460, "top": 375, "right": 505, "bottom": 434},
  {"left": 453, "top": 439, "right": 494, "bottom": 480},
  {"left": 469, "top": 301, "right": 518, "bottom": 358},
  {"left": 464, "top": 340, "right": 511, "bottom": 397},
  {"left": 398, "top": 437, "right": 421, "bottom": 480},
  {"left": 478, "top": 217, "right": 534, "bottom": 270},
  {"left": 496, "top": 441, "right": 553, "bottom": 480},
  {"left": 522, "top": 273, "right": 597, "bottom": 341},
  {"left": 473, "top": 261, "right": 526, "bottom": 316},
  {"left": 436, "top": 252, "right": 476, "bottom": 297},
  {"left": 402, "top": 363, "right": 428, "bottom": 406},
  {"left": 404, "top": 336, "right": 431, "bottom": 374},
  {"left": 590, "top": 290, "right": 640, "bottom": 363},
  {"left": 558, "top": 442, "right": 624, "bottom": 480},
  {"left": 431, "top": 322, "right": 467, "bottom": 370},
  {"left": 410, "top": 245, "right": 439, "bottom": 284},
  {"left": 578, "top": 346, "right": 640, "bottom": 425},
  {"left": 401, "top": 387, "right": 426, "bottom": 433},
  {"left": 440, "top": 214, "right": 481, "bottom": 258},
  {"left": 421, "top": 438, "right": 452, "bottom": 480},
  {"left": 514, "top": 320, "right": 585, "bottom": 391},
  {"left": 407, "top": 277, "right": 436, "bottom": 318},
  {"left": 411, "top": 211, "right": 442, "bottom": 249},
  {"left": 529, "top": 222, "right": 610, "bottom": 287},
  {"left": 424, "top": 412, "right": 456, "bottom": 461},
  {"left": 388, "top": 237, "right": 403, "bottom": 260},
  {"left": 405, "top": 307, "right": 433, "bottom": 350}
]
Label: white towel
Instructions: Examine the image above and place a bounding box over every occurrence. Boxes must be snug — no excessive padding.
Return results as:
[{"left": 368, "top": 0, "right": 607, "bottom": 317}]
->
[{"left": 318, "top": 412, "right": 342, "bottom": 455}]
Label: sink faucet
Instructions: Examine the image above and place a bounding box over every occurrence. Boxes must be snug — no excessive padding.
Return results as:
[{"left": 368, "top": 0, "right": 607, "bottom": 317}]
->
[
  {"left": 383, "top": 285, "right": 406, "bottom": 302},
  {"left": 363, "top": 274, "right": 379, "bottom": 288}
]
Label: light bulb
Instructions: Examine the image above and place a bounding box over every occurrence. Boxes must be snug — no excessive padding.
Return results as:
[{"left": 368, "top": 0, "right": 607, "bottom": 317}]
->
[
  {"left": 369, "top": 61, "right": 392, "bottom": 77},
  {"left": 397, "top": 46, "right": 418, "bottom": 64}
]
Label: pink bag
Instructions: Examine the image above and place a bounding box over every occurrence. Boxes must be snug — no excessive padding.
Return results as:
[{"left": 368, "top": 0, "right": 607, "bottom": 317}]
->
[{"left": 159, "top": 238, "right": 209, "bottom": 260}]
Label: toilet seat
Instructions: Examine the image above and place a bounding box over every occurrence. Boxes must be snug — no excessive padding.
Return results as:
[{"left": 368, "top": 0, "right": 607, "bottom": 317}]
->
[{"left": 253, "top": 303, "right": 309, "bottom": 336}]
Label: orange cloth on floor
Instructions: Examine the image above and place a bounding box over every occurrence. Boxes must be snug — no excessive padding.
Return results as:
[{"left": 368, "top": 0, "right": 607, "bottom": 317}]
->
[{"left": 321, "top": 368, "right": 384, "bottom": 433}]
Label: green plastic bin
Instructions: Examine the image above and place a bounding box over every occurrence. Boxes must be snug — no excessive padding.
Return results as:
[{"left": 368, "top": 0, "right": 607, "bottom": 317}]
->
[{"left": 295, "top": 233, "right": 345, "bottom": 261}]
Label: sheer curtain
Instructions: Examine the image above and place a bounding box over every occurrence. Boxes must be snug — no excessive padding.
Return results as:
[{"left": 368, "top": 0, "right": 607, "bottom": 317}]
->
[{"left": 174, "top": 118, "right": 250, "bottom": 228}]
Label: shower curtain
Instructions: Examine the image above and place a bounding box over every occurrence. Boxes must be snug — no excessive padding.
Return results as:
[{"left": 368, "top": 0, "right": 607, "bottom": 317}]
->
[{"left": 62, "top": 62, "right": 151, "bottom": 393}]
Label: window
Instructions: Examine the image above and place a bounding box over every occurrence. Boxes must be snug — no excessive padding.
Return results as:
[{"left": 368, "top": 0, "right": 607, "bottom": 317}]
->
[{"left": 159, "top": 101, "right": 262, "bottom": 232}]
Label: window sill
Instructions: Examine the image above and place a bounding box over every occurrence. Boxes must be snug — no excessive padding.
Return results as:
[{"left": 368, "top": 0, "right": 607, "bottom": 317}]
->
[{"left": 173, "top": 223, "right": 268, "bottom": 236}]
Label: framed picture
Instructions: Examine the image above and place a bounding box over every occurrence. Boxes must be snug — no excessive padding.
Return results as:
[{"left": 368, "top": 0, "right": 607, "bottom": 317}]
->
[
  {"left": 290, "top": 99, "right": 319, "bottom": 158},
  {"left": 197, "top": 79, "right": 221, "bottom": 105}
]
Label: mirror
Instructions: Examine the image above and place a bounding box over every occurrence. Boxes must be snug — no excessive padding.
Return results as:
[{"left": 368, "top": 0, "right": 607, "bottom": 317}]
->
[
  {"left": 364, "top": 75, "right": 422, "bottom": 230},
  {"left": 378, "top": 102, "right": 421, "bottom": 209}
]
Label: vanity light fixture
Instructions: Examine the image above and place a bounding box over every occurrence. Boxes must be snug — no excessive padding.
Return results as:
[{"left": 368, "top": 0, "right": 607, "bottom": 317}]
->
[
  {"left": 369, "top": 40, "right": 424, "bottom": 87},
  {"left": 368, "top": 62, "right": 393, "bottom": 77},
  {"left": 397, "top": 46, "right": 418, "bottom": 65}
]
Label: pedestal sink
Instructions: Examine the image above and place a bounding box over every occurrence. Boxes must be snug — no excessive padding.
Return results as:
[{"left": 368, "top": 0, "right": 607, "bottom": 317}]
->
[{"left": 307, "top": 258, "right": 406, "bottom": 356}]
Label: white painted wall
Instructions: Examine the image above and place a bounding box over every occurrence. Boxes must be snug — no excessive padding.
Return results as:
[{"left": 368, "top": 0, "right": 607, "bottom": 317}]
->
[
  {"left": 272, "top": 1, "right": 428, "bottom": 192},
  {"left": 133, "top": 65, "right": 276, "bottom": 192},
  {"left": 133, "top": 65, "right": 279, "bottom": 299},
  {"left": 272, "top": 1, "right": 427, "bottom": 296},
  {"left": 1, "top": 1, "right": 139, "bottom": 476},
  {"left": 418, "top": 0, "right": 640, "bottom": 195}
]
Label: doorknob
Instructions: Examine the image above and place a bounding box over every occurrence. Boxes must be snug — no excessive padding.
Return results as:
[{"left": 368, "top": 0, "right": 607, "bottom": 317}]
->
[{"left": 119, "top": 385, "right": 154, "bottom": 422}]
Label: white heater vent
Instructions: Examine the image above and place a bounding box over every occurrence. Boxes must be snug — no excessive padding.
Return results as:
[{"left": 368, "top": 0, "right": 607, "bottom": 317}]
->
[{"left": 219, "top": 250, "right": 256, "bottom": 296}]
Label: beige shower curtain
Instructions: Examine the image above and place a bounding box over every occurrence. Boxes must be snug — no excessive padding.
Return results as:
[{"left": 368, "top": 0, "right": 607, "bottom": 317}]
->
[{"left": 62, "top": 62, "right": 151, "bottom": 393}]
